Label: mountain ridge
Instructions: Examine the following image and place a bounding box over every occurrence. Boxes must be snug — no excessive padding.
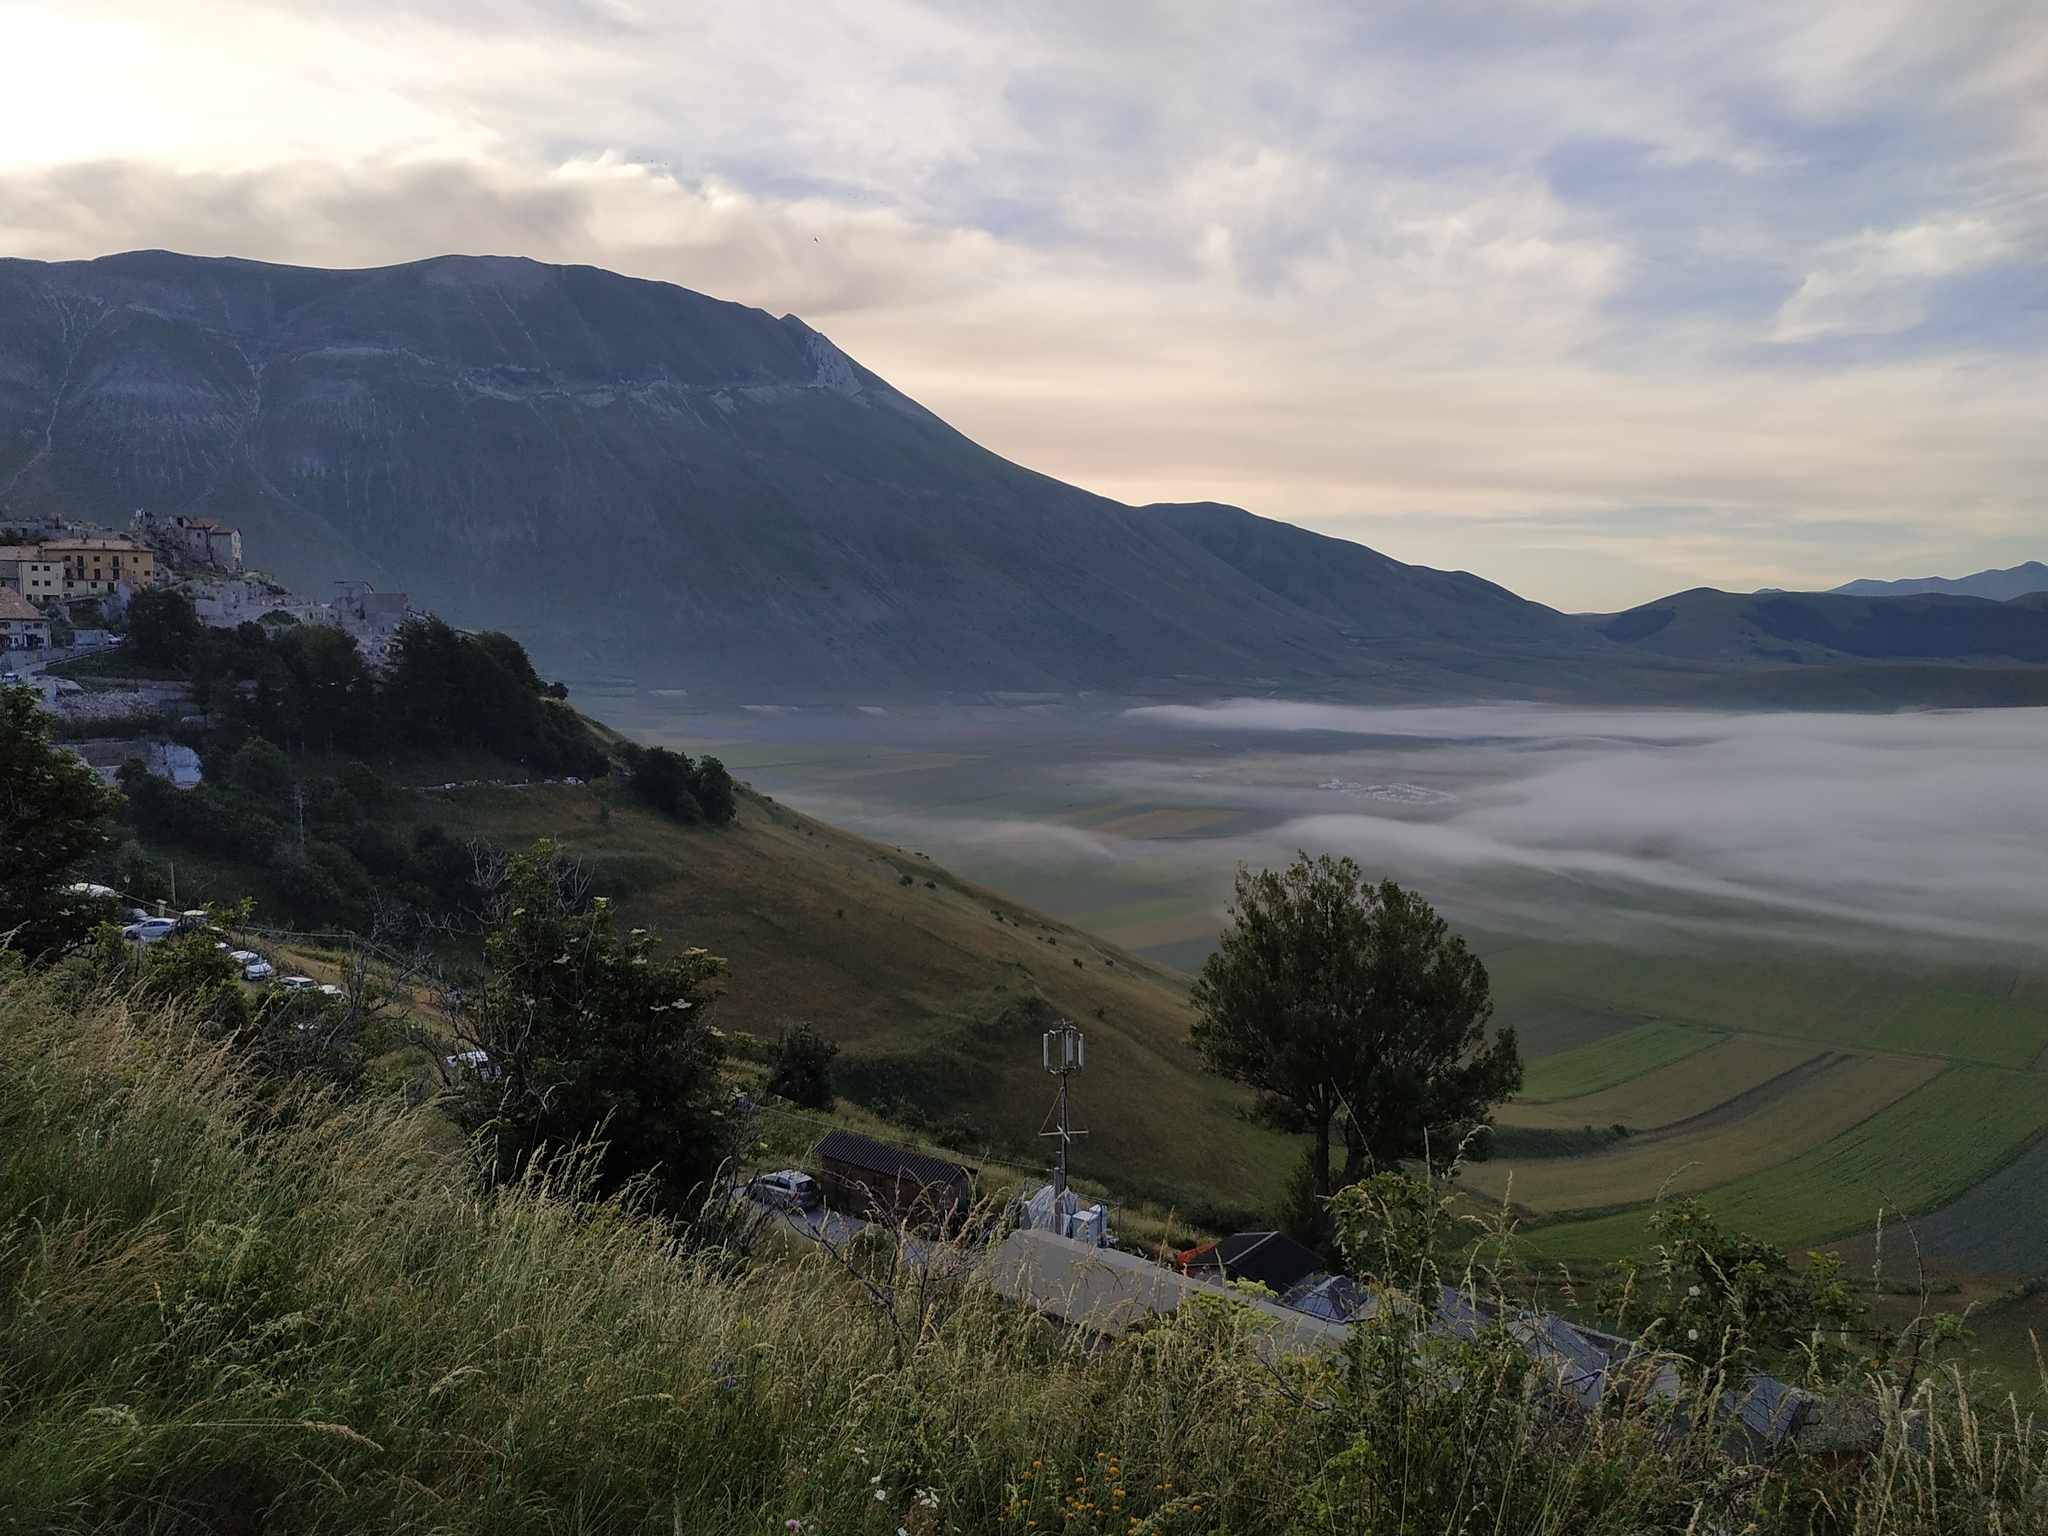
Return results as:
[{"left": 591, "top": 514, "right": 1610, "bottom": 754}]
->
[
  {"left": 1828, "top": 562, "right": 2048, "bottom": 602},
  {"left": 3, "top": 250, "right": 2041, "bottom": 709}
]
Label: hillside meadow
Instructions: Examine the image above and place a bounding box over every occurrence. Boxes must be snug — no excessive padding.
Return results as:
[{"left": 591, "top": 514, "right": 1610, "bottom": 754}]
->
[{"left": 6, "top": 968, "right": 2047, "bottom": 1535}]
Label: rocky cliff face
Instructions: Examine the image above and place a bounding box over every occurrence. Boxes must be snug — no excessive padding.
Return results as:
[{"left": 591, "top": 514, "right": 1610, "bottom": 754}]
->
[{"left": 4, "top": 250, "right": 1388, "bottom": 698}]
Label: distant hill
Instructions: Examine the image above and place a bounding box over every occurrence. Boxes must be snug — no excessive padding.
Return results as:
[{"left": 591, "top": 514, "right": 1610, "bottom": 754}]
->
[
  {"left": 1590, "top": 588, "right": 2048, "bottom": 667},
  {"left": 1829, "top": 562, "right": 2048, "bottom": 601},
  {"left": 3, "top": 250, "right": 2041, "bottom": 709}
]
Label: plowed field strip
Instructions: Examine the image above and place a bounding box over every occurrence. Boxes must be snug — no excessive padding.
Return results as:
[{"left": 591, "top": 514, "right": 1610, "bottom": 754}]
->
[
  {"left": 1497, "top": 1035, "right": 1818, "bottom": 1131},
  {"left": 1464, "top": 1052, "right": 1941, "bottom": 1215}
]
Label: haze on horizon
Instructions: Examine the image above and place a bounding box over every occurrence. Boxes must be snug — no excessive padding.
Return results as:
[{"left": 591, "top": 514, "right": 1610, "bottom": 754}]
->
[{"left": 2, "top": 0, "right": 2041, "bottom": 612}]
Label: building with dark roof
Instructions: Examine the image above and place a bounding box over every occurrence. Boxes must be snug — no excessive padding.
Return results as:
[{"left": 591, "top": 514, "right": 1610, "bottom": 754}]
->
[{"left": 812, "top": 1130, "right": 971, "bottom": 1229}]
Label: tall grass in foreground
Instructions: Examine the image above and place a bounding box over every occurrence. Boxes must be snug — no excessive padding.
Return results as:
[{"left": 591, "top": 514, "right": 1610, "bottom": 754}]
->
[{"left": 2, "top": 971, "right": 2043, "bottom": 1534}]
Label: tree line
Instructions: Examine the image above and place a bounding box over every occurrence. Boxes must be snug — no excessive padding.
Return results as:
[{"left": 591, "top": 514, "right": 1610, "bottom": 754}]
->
[{"left": 126, "top": 587, "right": 607, "bottom": 775}]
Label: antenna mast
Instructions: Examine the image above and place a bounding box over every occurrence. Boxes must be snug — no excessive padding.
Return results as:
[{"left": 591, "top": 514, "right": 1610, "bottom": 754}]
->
[{"left": 1040, "top": 1020, "right": 1086, "bottom": 1198}]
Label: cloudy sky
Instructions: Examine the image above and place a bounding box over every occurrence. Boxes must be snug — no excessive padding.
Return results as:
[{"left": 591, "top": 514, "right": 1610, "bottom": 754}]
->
[{"left": 3, "top": 1, "right": 2040, "bottom": 610}]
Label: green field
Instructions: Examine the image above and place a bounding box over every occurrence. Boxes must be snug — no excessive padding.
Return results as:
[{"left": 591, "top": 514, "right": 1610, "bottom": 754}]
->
[
  {"left": 1515, "top": 1020, "right": 1724, "bottom": 1102},
  {"left": 1866, "top": 990, "right": 2048, "bottom": 1068},
  {"left": 1467, "top": 939, "right": 2048, "bottom": 1270},
  {"left": 1482, "top": 943, "right": 2046, "bottom": 1059},
  {"left": 1525, "top": 1066, "right": 2048, "bottom": 1264}
]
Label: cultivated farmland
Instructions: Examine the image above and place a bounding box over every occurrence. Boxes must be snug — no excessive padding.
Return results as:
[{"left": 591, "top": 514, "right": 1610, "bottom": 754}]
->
[
  {"left": 1465, "top": 1050, "right": 1943, "bottom": 1214},
  {"left": 1524, "top": 1065, "right": 2048, "bottom": 1262},
  {"left": 1496, "top": 1034, "right": 1820, "bottom": 1131},
  {"left": 1515, "top": 1020, "right": 1724, "bottom": 1103}
]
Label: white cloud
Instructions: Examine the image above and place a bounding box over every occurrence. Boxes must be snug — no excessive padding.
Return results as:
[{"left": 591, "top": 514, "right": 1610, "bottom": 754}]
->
[{"left": 1771, "top": 216, "right": 2012, "bottom": 341}]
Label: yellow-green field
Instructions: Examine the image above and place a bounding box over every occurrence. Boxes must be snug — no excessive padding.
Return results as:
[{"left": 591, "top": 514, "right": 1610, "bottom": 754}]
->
[
  {"left": 1496, "top": 1034, "right": 1819, "bottom": 1131},
  {"left": 1467, "top": 1051, "right": 1942, "bottom": 1214},
  {"left": 1526, "top": 1066, "right": 2048, "bottom": 1264},
  {"left": 1514, "top": 1020, "right": 1724, "bottom": 1102}
]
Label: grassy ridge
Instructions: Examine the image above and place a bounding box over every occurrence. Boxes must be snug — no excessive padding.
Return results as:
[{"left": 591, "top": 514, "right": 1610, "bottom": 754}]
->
[{"left": 1525, "top": 1066, "right": 2048, "bottom": 1262}]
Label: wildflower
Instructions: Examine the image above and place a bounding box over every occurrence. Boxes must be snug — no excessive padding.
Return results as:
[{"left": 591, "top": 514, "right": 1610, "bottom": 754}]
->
[
  {"left": 1687, "top": 1285, "right": 1700, "bottom": 1297},
  {"left": 873, "top": 1487, "right": 888, "bottom": 1501},
  {"left": 1687, "top": 1328, "right": 1700, "bottom": 1341}
]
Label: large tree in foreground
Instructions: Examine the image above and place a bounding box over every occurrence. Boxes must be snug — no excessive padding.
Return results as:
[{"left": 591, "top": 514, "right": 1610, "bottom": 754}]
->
[
  {"left": 0, "top": 683, "right": 125, "bottom": 955},
  {"left": 1188, "top": 853, "right": 1520, "bottom": 1204},
  {"left": 449, "top": 840, "right": 730, "bottom": 1213}
]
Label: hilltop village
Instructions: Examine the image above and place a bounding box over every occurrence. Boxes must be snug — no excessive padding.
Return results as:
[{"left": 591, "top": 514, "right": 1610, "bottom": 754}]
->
[{"left": 1, "top": 510, "right": 412, "bottom": 746}]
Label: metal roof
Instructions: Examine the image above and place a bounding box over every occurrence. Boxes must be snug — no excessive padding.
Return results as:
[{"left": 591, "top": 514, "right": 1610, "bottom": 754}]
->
[{"left": 813, "top": 1129, "right": 969, "bottom": 1187}]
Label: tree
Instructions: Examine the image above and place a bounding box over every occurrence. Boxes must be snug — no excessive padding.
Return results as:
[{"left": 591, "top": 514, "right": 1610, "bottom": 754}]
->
[
  {"left": 623, "top": 743, "right": 702, "bottom": 822},
  {"left": 1187, "top": 853, "right": 1519, "bottom": 1207},
  {"left": 450, "top": 840, "right": 729, "bottom": 1212},
  {"left": 620, "top": 744, "right": 738, "bottom": 826},
  {"left": 765, "top": 1021, "right": 839, "bottom": 1109},
  {"left": 690, "top": 755, "right": 738, "bottom": 825},
  {"left": 125, "top": 586, "right": 203, "bottom": 668},
  {"left": 0, "top": 683, "right": 126, "bottom": 955}
]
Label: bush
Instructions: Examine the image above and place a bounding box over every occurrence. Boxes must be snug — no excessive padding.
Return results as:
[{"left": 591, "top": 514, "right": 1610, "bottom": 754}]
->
[{"left": 764, "top": 1021, "right": 839, "bottom": 1110}]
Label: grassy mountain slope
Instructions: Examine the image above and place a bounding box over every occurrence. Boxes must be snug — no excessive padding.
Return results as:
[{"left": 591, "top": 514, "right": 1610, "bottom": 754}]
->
[
  {"left": 1147, "top": 500, "right": 1601, "bottom": 650},
  {"left": 106, "top": 725, "right": 1297, "bottom": 1218},
  {"left": 12, "top": 250, "right": 2039, "bottom": 713},
  {"left": 426, "top": 778, "right": 1296, "bottom": 1216}
]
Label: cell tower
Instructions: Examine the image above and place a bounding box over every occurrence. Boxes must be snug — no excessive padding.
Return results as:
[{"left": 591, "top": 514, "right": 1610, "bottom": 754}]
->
[{"left": 1040, "top": 1019, "right": 1086, "bottom": 1198}]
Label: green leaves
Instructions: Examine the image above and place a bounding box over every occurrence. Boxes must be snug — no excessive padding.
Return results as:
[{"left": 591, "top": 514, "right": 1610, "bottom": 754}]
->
[
  {"left": 1186, "top": 853, "right": 1518, "bottom": 1208},
  {"left": 1596, "top": 1196, "right": 1866, "bottom": 1385},
  {"left": 454, "top": 840, "right": 730, "bottom": 1213}
]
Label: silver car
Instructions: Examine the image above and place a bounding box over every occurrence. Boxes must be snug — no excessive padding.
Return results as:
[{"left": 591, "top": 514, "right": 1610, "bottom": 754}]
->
[
  {"left": 749, "top": 1169, "right": 823, "bottom": 1212},
  {"left": 226, "top": 949, "right": 274, "bottom": 981},
  {"left": 122, "top": 918, "right": 177, "bottom": 944}
]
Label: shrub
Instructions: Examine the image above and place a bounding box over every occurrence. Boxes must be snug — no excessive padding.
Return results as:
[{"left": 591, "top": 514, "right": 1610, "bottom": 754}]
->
[{"left": 765, "top": 1021, "right": 839, "bottom": 1110}]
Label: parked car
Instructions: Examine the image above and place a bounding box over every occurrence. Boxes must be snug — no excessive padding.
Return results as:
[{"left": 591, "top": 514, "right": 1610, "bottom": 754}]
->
[
  {"left": 749, "top": 1169, "right": 823, "bottom": 1212},
  {"left": 225, "top": 949, "right": 274, "bottom": 981},
  {"left": 444, "top": 1048, "right": 501, "bottom": 1082},
  {"left": 275, "top": 975, "right": 317, "bottom": 992},
  {"left": 121, "top": 917, "right": 177, "bottom": 944},
  {"left": 315, "top": 983, "right": 345, "bottom": 998}
]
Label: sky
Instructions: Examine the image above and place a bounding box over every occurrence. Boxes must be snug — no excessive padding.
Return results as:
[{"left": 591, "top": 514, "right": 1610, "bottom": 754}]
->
[{"left": 2, "top": 1, "right": 2042, "bottom": 611}]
